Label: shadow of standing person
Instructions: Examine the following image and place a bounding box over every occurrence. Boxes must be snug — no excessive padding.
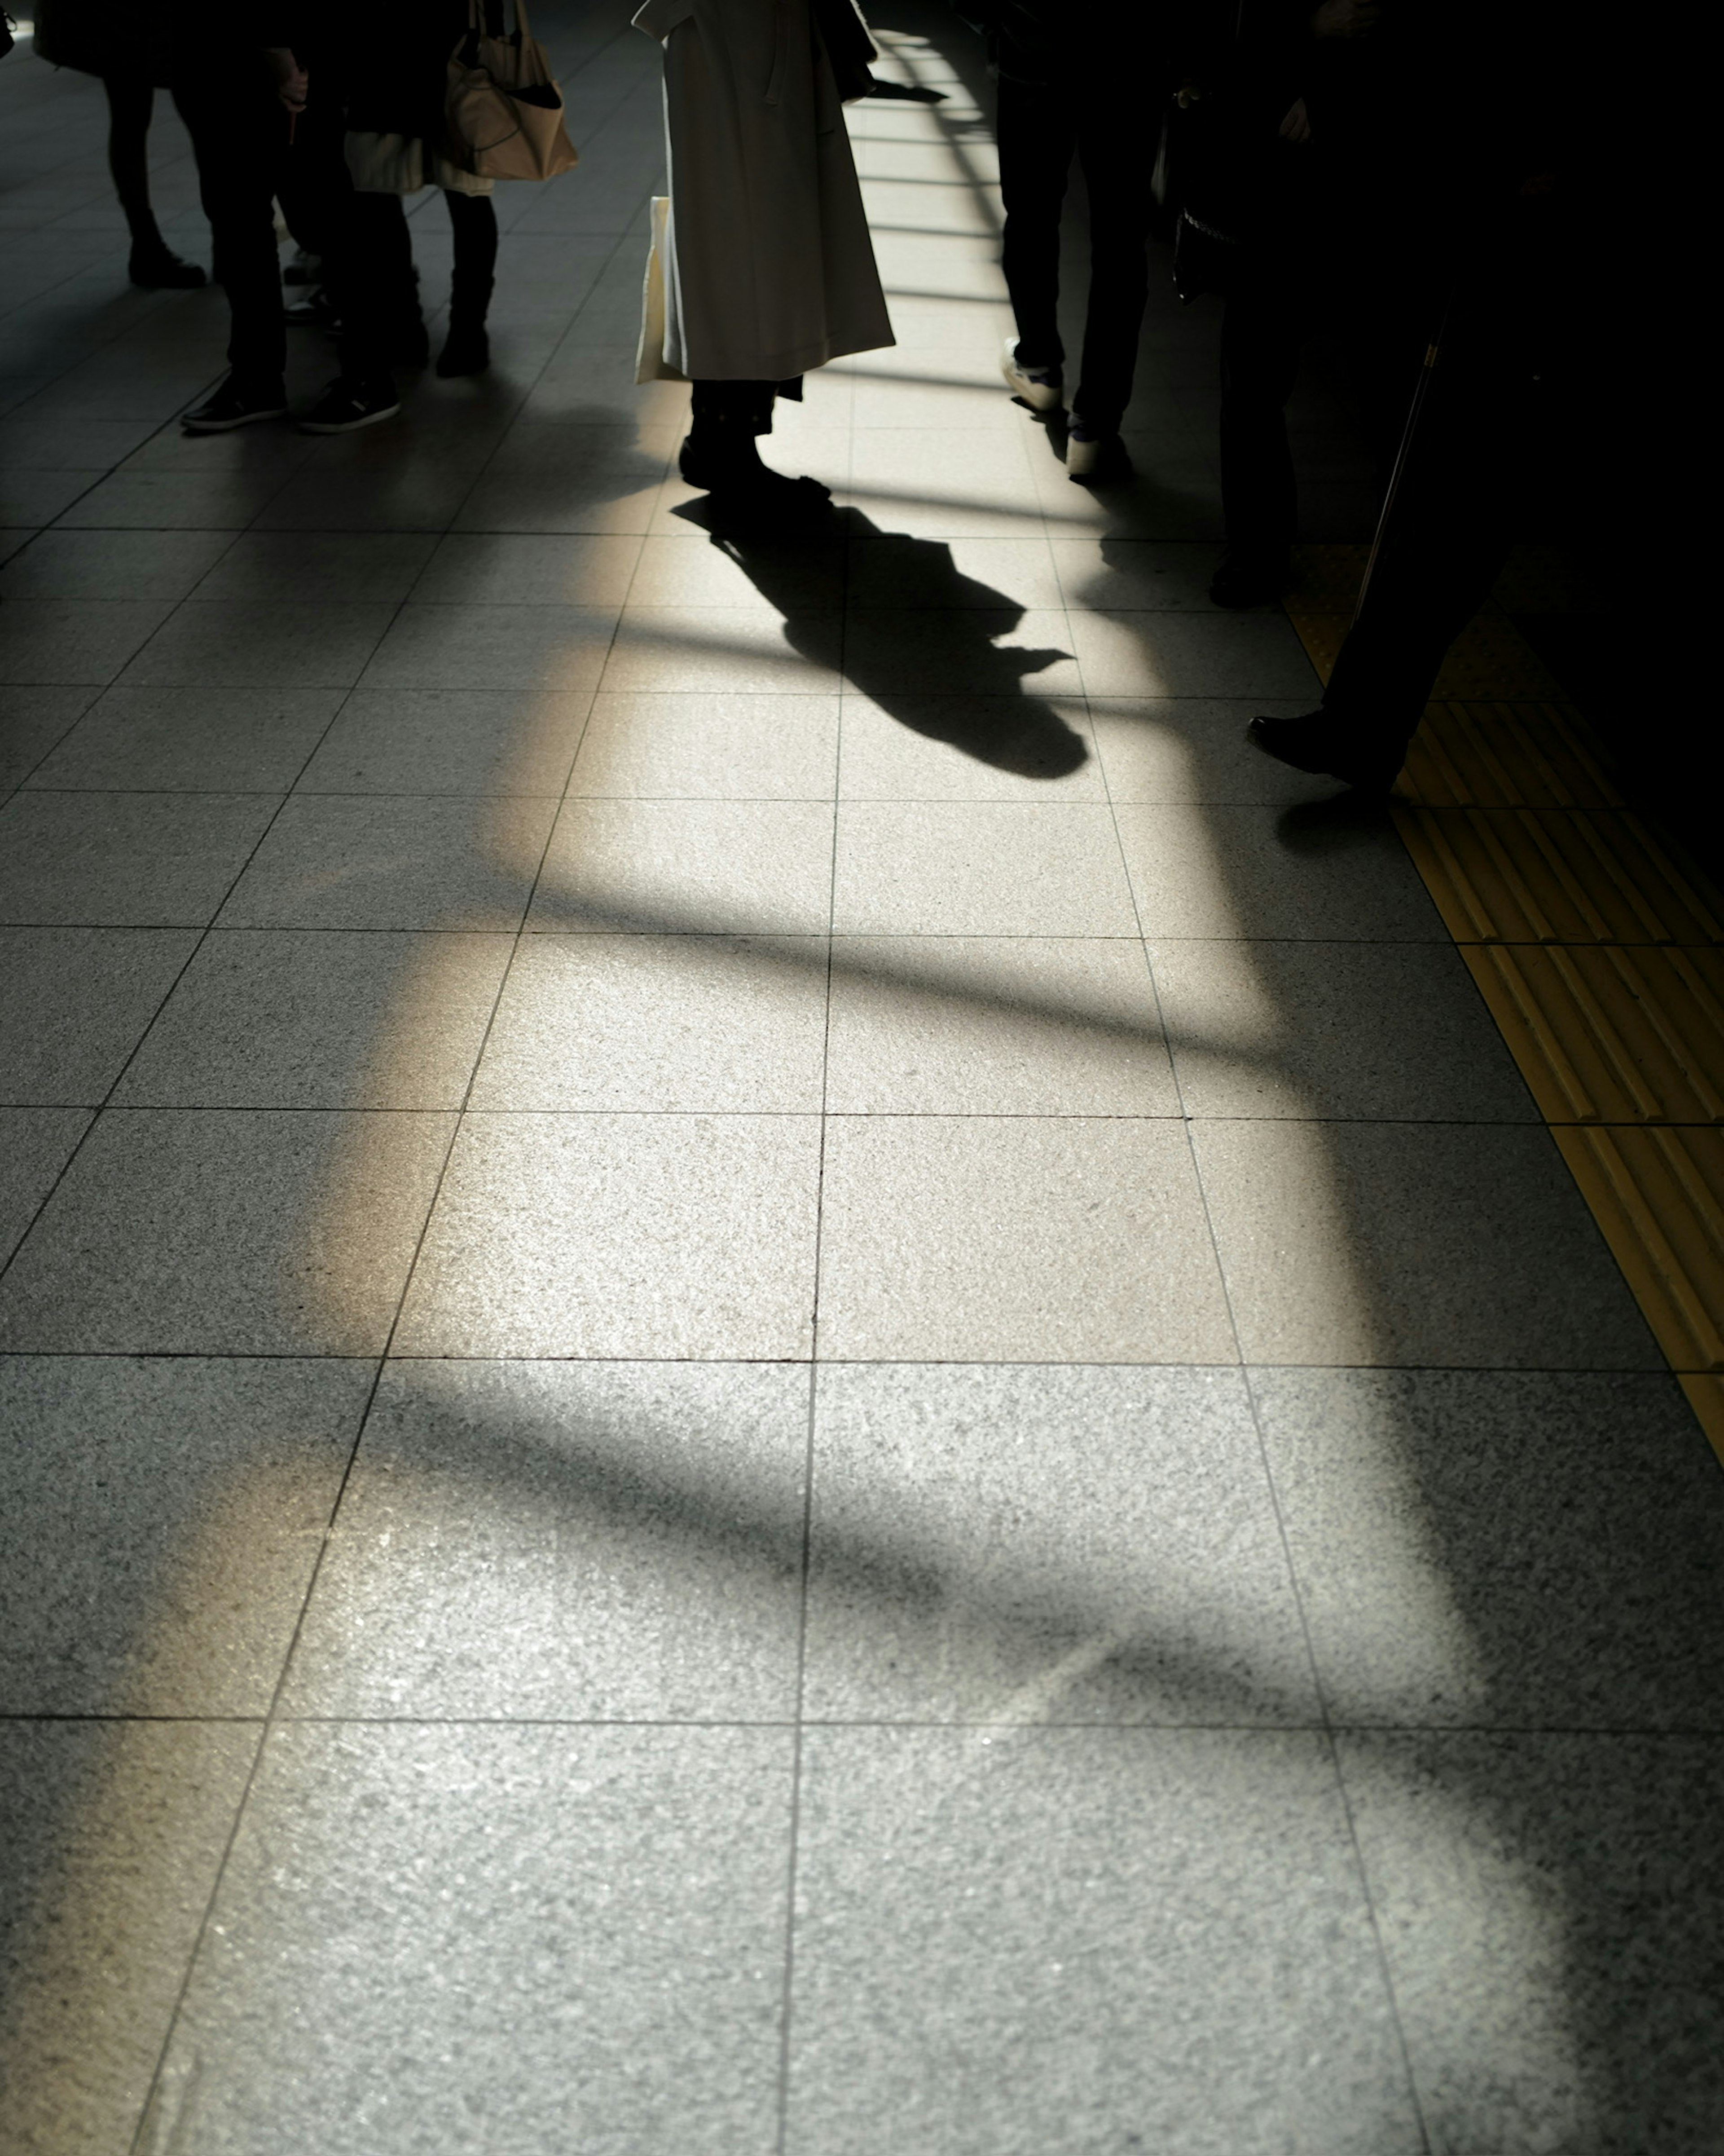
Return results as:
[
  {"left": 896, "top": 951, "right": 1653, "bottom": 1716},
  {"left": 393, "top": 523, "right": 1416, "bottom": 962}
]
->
[{"left": 673, "top": 498, "right": 1088, "bottom": 780}]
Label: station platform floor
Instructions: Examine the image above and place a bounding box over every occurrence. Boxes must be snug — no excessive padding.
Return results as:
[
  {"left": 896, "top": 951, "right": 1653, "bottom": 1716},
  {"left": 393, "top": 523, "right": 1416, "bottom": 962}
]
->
[{"left": 2, "top": 7, "right": 1722, "bottom": 2152}]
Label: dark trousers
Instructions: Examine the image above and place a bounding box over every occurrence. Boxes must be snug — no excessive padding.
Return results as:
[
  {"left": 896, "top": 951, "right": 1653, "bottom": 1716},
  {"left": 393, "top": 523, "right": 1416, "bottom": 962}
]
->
[
  {"left": 1324, "top": 320, "right": 1533, "bottom": 745},
  {"left": 173, "top": 63, "right": 397, "bottom": 387},
  {"left": 996, "top": 75, "right": 1152, "bottom": 433},
  {"left": 445, "top": 189, "right": 498, "bottom": 318},
  {"left": 1218, "top": 263, "right": 1308, "bottom": 556}
]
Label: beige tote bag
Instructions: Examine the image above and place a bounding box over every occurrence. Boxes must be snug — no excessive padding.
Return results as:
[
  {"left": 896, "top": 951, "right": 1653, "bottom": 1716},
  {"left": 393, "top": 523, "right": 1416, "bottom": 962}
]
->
[{"left": 445, "top": 0, "right": 579, "bottom": 182}]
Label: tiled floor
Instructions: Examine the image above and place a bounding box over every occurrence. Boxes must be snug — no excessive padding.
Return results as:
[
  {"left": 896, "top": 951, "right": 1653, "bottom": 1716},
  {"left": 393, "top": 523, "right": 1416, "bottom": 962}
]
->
[{"left": 3, "top": 9, "right": 1723, "bottom": 2153}]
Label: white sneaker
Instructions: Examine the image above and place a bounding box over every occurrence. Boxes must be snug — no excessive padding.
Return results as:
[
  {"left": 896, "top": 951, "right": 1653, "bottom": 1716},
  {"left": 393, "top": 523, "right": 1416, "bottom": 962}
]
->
[
  {"left": 1065, "top": 425, "right": 1131, "bottom": 484},
  {"left": 1000, "top": 337, "right": 1064, "bottom": 413}
]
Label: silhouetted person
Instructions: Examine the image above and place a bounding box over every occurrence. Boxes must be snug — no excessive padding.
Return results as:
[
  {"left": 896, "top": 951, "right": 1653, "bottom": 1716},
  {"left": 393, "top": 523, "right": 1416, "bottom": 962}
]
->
[
  {"left": 635, "top": 0, "right": 893, "bottom": 508},
  {"left": 971, "top": 0, "right": 1178, "bottom": 482},
  {"left": 347, "top": 0, "right": 506, "bottom": 378},
  {"left": 31, "top": 0, "right": 205, "bottom": 287},
  {"left": 1248, "top": 1, "right": 1566, "bottom": 789},
  {"left": 172, "top": 7, "right": 402, "bottom": 434}
]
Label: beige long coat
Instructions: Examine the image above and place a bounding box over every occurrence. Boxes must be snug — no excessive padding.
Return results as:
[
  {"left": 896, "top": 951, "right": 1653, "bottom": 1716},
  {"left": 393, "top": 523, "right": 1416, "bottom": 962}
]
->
[{"left": 633, "top": 0, "right": 894, "bottom": 381}]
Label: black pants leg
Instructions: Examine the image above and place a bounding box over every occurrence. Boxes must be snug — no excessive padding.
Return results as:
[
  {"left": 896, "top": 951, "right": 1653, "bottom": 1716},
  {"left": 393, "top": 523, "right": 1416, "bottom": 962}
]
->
[
  {"left": 1218, "top": 264, "right": 1307, "bottom": 556},
  {"left": 1323, "top": 345, "right": 1528, "bottom": 750},
  {"left": 1069, "top": 108, "right": 1152, "bottom": 432},
  {"left": 997, "top": 75, "right": 1077, "bottom": 375},
  {"left": 102, "top": 75, "right": 164, "bottom": 254},
  {"left": 172, "top": 62, "right": 289, "bottom": 388},
  {"left": 444, "top": 190, "right": 498, "bottom": 321}
]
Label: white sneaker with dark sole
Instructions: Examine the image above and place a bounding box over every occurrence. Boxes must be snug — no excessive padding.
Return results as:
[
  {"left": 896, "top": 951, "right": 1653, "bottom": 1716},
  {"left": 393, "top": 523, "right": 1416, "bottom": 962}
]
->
[
  {"left": 1000, "top": 336, "right": 1064, "bottom": 414},
  {"left": 297, "top": 377, "right": 402, "bottom": 435}
]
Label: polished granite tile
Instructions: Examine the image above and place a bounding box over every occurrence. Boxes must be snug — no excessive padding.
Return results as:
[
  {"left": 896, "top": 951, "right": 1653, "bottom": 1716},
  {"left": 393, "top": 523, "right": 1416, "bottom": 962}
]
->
[
  {"left": 216, "top": 794, "right": 556, "bottom": 931},
  {"left": 600, "top": 606, "right": 843, "bottom": 693},
  {"left": 841, "top": 607, "right": 1081, "bottom": 699},
  {"left": 393, "top": 1111, "right": 822, "bottom": 1358},
  {"left": 567, "top": 691, "right": 839, "bottom": 799},
  {"left": 832, "top": 801, "right": 1137, "bottom": 936},
  {"left": 0, "top": 789, "right": 278, "bottom": 924},
  {"left": 527, "top": 798, "right": 835, "bottom": 935},
  {"left": 0, "top": 683, "right": 100, "bottom": 789},
  {"left": 282, "top": 1359, "right": 808, "bottom": 1719},
  {"left": 846, "top": 534, "right": 1061, "bottom": 611},
  {"left": 48, "top": 469, "right": 282, "bottom": 529},
  {"left": 118, "top": 600, "right": 396, "bottom": 689},
  {"left": 0, "top": 1355, "right": 370, "bottom": 1713},
  {"left": 0, "top": 525, "right": 232, "bottom": 600},
  {"left": 413, "top": 530, "right": 643, "bottom": 608},
  {"left": 824, "top": 934, "right": 1174, "bottom": 1114},
  {"left": 1048, "top": 538, "right": 1230, "bottom": 612},
  {"left": 786, "top": 1726, "right": 1420, "bottom": 2156},
  {"left": 0, "top": 926, "right": 194, "bottom": 1102},
  {"left": 293, "top": 687, "right": 592, "bottom": 797},
  {"left": 1069, "top": 608, "right": 1310, "bottom": 698},
  {"left": 0, "top": 596, "right": 175, "bottom": 684},
  {"left": 0, "top": 1105, "right": 91, "bottom": 1264},
  {"left": 26, "top": 683, "right": 342, "bottom": 792},
  {"left": 803, "top": 1363, "right": 1316, "bottom": 1724},
  {"left": 145, "top": 1722, "right": 792, "bottom": 2156},
  {"left": 835, "top": 690, "right": 1099, "bottom": 799},
  {"left": 359, "top": 602, "right": 619, "bottom": 692},
  {"left": 114, "top": 930, "right": 511, "bottom": 1108},
  {"left": 1338, "top": 1731, "right": 1724, "bottom": 2155},
  {"left": 0, "top": 1718, "right": 259, "bottom": 2156},
  {"left": 0, "top": 1108, "right": 453, "bottom": 1354},
  {"left": 816, "top": 1115, "right": 1234, "bottom": 1362},
  {"left": 471, "top": 934, "right": 827, "bottom": 1111},
  {"left": 1194, "top": 1120, "right": 1662, "bottom": 1369},
  {"left": 1087, "top": 697, "right": 1338, "bottom": 805},
  {"left": 190, "top": 529, "right": 438, "bottom": 604},
  {"left": 1251, "top": 1367, "right": 1724, "bottom": 1729},
  {"left": 1112, "top": 800, "right": 1450, "bottom": 940},
  {"left": 627, "top": 532, "right": 846, "bottom": 611},
  {"left": 1148, "top": 937, "right": 1539, "bottom": 1121}
]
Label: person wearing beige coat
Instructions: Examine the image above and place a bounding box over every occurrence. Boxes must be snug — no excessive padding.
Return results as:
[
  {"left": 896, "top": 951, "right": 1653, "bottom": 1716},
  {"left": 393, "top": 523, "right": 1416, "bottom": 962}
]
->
[{"left": 634, "top": 0, "right": 894, "bottom": 505}]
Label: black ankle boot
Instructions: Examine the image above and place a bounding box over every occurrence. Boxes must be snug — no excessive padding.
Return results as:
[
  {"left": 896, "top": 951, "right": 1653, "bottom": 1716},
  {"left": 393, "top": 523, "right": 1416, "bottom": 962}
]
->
[{"left": 436, "top": 319, "right": 491, "bottom": 377}]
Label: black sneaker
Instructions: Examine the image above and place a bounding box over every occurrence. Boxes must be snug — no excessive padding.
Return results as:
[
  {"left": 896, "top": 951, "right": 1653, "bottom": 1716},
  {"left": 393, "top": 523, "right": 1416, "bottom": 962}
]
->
[
  {"left": 298, "top": 376, "right": 402, "bottom": 435},
  {"left": 181, "top": 376, "right": 289, "bottom": 433}
]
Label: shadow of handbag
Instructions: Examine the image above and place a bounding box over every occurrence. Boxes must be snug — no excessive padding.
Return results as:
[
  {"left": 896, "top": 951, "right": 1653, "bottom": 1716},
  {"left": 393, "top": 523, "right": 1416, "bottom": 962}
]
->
[{"left": 444, "top": 0, "right": 579, "bottom": 182}]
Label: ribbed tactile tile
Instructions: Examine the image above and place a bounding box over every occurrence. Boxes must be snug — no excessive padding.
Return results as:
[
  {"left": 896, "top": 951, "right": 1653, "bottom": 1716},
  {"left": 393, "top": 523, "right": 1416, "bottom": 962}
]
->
[
  {"left": 1552, "top": 1126, "right": 1724, "bottom": 1374},
  {"left": 1461, "top": 944, "right": 1724, "bottom": 1125},
  {"left": 1401, "top": 702, "right": 1623, "bottom": 811},
  {"left": 1396, "top": 807, "right": 1724, "bottom": 948}
]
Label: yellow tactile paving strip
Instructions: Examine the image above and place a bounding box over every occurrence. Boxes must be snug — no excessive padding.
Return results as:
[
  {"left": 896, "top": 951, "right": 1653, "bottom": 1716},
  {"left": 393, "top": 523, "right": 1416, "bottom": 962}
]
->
[{"left": 1284, "top": 546, "right": 1724, "bottom": 1464}]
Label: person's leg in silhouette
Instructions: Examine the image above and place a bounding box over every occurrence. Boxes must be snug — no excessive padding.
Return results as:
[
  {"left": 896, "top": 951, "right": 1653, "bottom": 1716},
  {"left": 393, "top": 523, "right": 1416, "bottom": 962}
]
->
[
  {"left": 102, "top": 74, "right": 204, "bottom": 287},
  {"left": 438, "top": 188, "right": 498, "bottom": 376}
]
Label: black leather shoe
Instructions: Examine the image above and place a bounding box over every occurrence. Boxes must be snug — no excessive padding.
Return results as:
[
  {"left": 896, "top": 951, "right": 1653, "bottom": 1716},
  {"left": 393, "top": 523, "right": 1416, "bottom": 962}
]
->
[
  {"left": 180, "top": 377, "right": 288, "bottom": 433},
  {"left": 298, "top": 376, "right": 401, "bottom": 434},
  {"left": 1246, "top": 711, "right": 1402, "bottom": 793},
  {"left": 1210, "top": 550, "right": 1290, "bottom": 608},
  {"left": 129, "top": 247, "right": 206, "bottom": 290}
]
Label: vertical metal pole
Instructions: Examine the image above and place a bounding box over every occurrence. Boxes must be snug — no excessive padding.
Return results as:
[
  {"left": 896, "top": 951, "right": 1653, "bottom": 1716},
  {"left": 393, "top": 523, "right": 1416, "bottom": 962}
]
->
[{"left": 1353, "top": 286, "right": 1459, "bottom": 624}]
